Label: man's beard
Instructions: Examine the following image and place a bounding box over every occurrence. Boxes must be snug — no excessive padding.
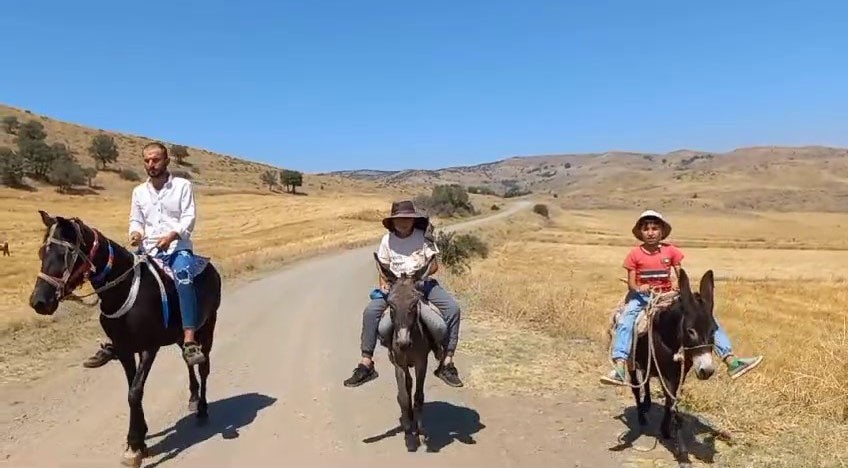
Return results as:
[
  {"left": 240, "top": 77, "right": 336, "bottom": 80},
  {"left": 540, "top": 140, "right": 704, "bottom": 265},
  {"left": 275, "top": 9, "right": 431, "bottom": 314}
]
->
[{"left": 147, "top": 167, "right": 165, "bottom": 178}]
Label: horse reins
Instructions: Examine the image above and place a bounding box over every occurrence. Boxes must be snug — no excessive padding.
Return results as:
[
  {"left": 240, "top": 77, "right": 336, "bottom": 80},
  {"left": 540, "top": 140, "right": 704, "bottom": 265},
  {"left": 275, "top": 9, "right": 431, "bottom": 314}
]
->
[{"left": 37, "top": 220, "right": 133, "bottom": 302}]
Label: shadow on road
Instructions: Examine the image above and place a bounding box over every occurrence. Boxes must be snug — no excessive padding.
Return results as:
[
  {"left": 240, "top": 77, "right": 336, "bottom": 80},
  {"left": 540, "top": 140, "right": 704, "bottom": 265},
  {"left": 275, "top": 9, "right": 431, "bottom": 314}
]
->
[
  {"left": 363, "top": 401, "right": 486, "bottom": 453},
  {"left": 609, "top": 403, "right": 732, "bottom": 465},
  {"left": 144, "top": 392, "right": 277, "bottom": 467}
]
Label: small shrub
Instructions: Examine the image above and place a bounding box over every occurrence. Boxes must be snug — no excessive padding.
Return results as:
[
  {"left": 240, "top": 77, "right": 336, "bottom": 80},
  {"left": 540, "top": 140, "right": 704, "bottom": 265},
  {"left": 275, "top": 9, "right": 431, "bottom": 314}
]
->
[
  {"left": 415, "top": 184, "right": 476, "bottom": 218},
  {"left": 504, "top": 186, "right": 532, "bottom": 198},
  {"left": 2, "top": 116, "right": 19, "bottom": 135},
  {"left": 491, "top": 204, "right": 500, "bottom": 211},
  {"left": 533, "top": 204, "right": 550, "bottom": 218},
  {"left": 0, "top": 147, "right": 25, "bottom": 186},
  {"left": 120, "top": 168, "right": 141, "bottom": 182},
  {"left": 435, "top": 231, "right": 489, "bottom": 275},
  {"left": 49, "top": 158, "right": 86, "bottom": 192}
]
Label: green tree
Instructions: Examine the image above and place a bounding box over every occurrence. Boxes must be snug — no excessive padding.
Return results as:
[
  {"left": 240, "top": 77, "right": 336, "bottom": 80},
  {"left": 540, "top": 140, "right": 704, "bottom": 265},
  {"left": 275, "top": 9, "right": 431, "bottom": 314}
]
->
[
  {"left": 49, "top": 158, "right": 86, "bottom": 193},
  {"left": 2, "top": 116, "right": 19, "bottom": 135},
  {"left": 17, "top": 119, "right": 47, "bottom": 141},
  {"left": 280, "top": 170, "right": 303, "bottom": 193},
  {"left": 0, "top": 147, "right": 25, "bottom": 187},
  {"left": 171, "top": 144, "right": 190, "bottom": 165},
  {"left": 83, "top": 167, "right": 98, "bottom": 187},
  {"left": 88, "top": 133, "right": 119, "bottom": 169},
  {"left": 260, "top": 170, "right": 277, "bottom": 191},
  {"left": 18, "top": 138, "right": 54, "bottom": 179}
]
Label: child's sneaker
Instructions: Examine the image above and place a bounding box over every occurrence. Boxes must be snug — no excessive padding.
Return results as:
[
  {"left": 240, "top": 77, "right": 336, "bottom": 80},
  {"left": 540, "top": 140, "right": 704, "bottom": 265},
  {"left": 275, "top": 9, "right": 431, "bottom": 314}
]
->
[
  {"left": 600, "top": 363, "right": 628, "bottom": 386},
  {"left": 727, "top": 356, "right": 763, "bottom": 380}
]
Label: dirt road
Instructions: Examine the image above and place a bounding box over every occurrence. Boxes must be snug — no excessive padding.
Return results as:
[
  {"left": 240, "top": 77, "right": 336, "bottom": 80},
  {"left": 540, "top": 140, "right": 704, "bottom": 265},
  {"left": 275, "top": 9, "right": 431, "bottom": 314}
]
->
[{"left": 0, "top": 201, "right": 651, "bottom": 467}]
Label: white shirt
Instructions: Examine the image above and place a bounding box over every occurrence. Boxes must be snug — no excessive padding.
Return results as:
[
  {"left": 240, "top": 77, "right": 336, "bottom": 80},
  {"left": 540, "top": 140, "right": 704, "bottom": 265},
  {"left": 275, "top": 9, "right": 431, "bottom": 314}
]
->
[
  {"left": 128, "top": 174, "right": 196, "bottom": 255},
  {"left": 376, "top": 228, "right": 439, "bottom": 277}
]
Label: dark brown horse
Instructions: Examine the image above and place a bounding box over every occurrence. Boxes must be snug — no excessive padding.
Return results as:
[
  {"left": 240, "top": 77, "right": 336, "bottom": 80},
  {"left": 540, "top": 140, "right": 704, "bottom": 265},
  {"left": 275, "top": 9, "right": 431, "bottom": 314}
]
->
[
  {"left": 28, "top": 211, "right": 221, "bottom": 467},
  {"left": 630, "top": 269, "right": 718, "bottom": 440},
  {"left": 374, "top": 253, "right": 443, "bottom": 452}
]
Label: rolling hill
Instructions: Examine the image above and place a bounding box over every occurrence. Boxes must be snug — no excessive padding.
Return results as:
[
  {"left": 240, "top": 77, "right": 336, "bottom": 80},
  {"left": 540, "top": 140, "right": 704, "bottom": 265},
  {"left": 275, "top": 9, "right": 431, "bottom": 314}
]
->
[
  {"left": 327, "top": 146, "right": 848, "bottom": 212},
  {"left": 0, "top": 103, "right": 382, "bottom": 196}
]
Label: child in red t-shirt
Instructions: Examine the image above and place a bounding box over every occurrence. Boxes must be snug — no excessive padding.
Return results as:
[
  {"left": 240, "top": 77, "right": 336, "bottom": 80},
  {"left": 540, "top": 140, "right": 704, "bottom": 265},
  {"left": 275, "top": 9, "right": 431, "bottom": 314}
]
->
[{"left": 600, "top": 210, "right": 763, "bottom": 386}]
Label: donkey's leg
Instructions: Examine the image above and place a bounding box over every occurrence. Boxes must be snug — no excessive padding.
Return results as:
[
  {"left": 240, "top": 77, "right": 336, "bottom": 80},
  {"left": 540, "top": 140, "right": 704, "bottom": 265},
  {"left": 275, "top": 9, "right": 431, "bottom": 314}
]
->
[
  {"left": 629, "top": 370, "right": 647, "bottom": 427},
  {"left": 660, "top": 367, "right": 681, "bottom": 440},
  {"left": 122, "top": 348, "right": 159, "bottom": 467},
  {"left": 413, "top": 358, "right": 427, "bottom": 439},
  {"left": 395, "top": 365, "right": 417, "bottom": 452}
]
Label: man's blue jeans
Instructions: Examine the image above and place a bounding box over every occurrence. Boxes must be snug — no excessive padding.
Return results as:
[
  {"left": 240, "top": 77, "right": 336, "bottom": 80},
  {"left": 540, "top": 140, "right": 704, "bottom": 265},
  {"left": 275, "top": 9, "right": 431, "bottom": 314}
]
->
[{"left": 160, "top": 249, "right": 199, "bottom": 330}]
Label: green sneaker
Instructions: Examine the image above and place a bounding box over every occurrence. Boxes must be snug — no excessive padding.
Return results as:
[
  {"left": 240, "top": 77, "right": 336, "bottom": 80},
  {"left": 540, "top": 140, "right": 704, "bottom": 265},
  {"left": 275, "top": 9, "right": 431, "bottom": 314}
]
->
[
  {"left": 727, "top": 356, "right": 763, "bottom": 380},
  {"left": 600, "top": 364, "right": 628, "bottom": 386}
]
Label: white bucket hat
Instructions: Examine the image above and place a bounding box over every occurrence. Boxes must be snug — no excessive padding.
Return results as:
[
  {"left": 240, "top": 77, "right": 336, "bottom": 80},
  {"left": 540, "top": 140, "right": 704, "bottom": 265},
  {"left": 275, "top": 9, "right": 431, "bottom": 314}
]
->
[{"left": 632, "top": 210, "right": 672, "bottom": 241}]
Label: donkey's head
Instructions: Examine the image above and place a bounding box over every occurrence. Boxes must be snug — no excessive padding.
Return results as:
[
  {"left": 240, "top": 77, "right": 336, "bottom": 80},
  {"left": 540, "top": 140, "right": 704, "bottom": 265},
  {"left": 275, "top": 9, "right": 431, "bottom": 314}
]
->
[
  {"left": 677, "top": 269, "right": 718, "bottom": 380},
  {"left": 374, "top": 253, "right": 435, "bottom": 350}
]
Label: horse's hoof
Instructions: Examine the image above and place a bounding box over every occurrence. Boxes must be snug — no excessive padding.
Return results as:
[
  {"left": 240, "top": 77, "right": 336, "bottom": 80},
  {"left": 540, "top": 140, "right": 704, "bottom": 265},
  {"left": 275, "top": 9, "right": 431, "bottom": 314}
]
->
[
  {"left": 405, "top": 433, "right": 420, "bottom": 452},
  {"left": 188, "top": 399, "right": 199, "bottom": 413},
  {"left": 120, "top": 447, "right": 147, "bottom": 467}
]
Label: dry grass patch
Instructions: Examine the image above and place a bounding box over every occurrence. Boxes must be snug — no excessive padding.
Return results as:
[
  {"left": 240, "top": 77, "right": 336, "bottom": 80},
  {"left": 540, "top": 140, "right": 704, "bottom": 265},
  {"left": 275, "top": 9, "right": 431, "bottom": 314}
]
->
[
  {"left": 447, "top": 209, "right": 848, "bottom": 466},
  {"left": 0, "top": 186, "right": 395, "bottom": 330}
]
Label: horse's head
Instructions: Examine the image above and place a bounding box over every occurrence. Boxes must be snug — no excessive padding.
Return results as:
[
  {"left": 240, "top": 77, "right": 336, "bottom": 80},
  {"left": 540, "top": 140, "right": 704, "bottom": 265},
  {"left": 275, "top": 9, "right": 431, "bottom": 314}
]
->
[
  {"left": 677, "top": 269, "right": 718, "bottom": 380},
  {"left": 29, "top": 210, "right": 97, "bottom": 315},
  {"left": 374, "top": 253, "right": 434, "bottom": 350}
]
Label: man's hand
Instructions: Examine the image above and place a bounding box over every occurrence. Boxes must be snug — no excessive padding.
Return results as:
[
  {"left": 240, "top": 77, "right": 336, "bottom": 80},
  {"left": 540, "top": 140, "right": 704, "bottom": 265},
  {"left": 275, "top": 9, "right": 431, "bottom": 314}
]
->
[
  {"left": 129, "top": 231, "right": 143, "bottom": 247},
  {"left": 639, "top": 284, "right": 652, "bottom": 293},
  {"left": 155, "top": 231, "right": 180, "bottom": 251}
]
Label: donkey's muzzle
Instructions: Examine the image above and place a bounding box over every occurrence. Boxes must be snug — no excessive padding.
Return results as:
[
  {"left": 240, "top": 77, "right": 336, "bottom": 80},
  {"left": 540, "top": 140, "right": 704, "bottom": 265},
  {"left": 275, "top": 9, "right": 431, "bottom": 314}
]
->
[
  {"left": 692, "top": 352, "right": 715, "bottom": 380},
  {"left": 396, "top": 327, "right": 412, "bottom": 349}
]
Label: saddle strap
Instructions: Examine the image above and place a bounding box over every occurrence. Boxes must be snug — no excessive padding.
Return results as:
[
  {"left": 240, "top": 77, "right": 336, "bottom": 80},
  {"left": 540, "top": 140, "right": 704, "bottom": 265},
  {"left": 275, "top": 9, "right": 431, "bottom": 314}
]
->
[{"left": 101, "top": 255, "right": 170, "bottom": 321}]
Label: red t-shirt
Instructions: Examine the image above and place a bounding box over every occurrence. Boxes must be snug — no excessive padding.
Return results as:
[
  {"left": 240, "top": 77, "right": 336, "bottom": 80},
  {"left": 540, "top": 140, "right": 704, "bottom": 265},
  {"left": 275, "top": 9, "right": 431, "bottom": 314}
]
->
[{"left": 623, "top": 243, "right": 684, "bottom": 291}]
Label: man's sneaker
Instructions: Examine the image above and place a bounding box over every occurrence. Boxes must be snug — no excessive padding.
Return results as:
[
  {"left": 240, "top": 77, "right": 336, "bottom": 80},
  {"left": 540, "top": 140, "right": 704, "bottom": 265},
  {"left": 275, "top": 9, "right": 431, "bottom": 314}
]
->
[
  {"left": 182, "top": 342, "right": 207, "bottom": 367},
  {"left": 435, "top": 362, "right": 464, "bottom": 387},
  {"left": 344, "top": 363, "right": 378, "bottom": 387},
  {"left": 82, "top": 342, "right": 116, "bottom": 368},
  {"left": 727, "top": 356, "right": 763, "bottom": 380},
  {"left": 600, "top": 364, "right": 628, "bottom": 386}
]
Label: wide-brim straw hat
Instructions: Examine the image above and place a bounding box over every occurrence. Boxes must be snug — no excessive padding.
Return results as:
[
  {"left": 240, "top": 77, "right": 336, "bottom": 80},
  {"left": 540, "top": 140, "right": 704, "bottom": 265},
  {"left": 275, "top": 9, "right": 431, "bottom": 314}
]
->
[
  {"left": 632, "top": 209, "right": 672, "bottom": 241},
  {"left": 382, "top": 200, "right": 430, "bottom": 231}
]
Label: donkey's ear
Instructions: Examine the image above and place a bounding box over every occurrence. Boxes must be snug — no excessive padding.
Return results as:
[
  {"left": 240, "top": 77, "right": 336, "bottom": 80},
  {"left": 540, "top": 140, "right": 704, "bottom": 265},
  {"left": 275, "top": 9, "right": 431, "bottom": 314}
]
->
[
  {"left": 373, "top": 252, "right": 397, "bottom": 283},
  {"left": 678, "top": 268, "right": 693, "bottom": 299},
  {"left": 699, "top": 270, "right": 715, "bottom": 314},
  {"left": 38, "top": 210, "right": 56, "bottom": 227},
  {"left": 413, "top": 255, "right": 435, "bottom": 282}
]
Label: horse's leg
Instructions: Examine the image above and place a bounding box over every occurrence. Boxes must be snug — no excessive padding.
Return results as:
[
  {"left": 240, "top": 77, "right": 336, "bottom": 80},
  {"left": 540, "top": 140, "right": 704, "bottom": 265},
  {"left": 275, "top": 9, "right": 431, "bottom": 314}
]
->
[
  {"left": 197, "top": 353, "right": 210, "bottom": 419},
  {"left": 413, "top": 358, "right": 427, "bottom": 440},
  {"left": 187, "top": 363, "right": 200, "bottom": 413},
  {"left": 395, "top": 364, "right": 417, "bottom": 452},
  {"left": 122, "top": 348, "right": 159, "bottom": 467}
]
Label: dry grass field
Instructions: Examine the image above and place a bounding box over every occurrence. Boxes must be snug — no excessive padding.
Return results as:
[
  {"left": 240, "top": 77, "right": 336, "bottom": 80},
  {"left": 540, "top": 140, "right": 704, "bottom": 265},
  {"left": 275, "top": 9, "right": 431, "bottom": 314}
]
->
[{"left": 446, "top": 205, "right": 848, "bottom": 467}]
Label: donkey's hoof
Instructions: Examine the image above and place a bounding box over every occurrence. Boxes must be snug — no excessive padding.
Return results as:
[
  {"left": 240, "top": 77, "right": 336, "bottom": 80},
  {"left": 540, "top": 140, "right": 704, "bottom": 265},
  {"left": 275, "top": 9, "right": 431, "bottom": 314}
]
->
[
  {"left": 405, "top": 433, "right": 420, "bottom": 452},
  {"left": 188, "top": 399, "right": 199, "bottom": 413},
  {"left": 120, "top": 446, "right": 147, "bottom": 467}
]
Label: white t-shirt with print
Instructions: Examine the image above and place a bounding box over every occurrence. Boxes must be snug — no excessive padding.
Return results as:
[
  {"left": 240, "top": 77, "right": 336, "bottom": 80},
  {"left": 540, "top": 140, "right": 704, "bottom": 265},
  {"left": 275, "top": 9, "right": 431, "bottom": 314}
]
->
[{"left": 376, "top": 228, "right": 439, "bottom": 277}]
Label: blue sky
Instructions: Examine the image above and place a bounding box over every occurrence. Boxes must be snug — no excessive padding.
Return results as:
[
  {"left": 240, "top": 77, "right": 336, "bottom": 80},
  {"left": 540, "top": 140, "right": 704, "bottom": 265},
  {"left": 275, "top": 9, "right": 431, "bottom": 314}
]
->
[{"left": 1, "top": 1, "right": 846, "bottom": 172}]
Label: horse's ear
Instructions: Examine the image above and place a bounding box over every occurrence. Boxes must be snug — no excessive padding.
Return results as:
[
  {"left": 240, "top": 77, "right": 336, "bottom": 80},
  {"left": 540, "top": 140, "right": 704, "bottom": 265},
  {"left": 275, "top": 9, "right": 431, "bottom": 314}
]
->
[
  {"left": 373, "top": 252, "right": 397, "bottom": 283},
  {"left": 699, "top": 270, "right": 715, "bottom": 315},
  {"left": 38, "top": 210, "right": 56, "bottom": 227}
]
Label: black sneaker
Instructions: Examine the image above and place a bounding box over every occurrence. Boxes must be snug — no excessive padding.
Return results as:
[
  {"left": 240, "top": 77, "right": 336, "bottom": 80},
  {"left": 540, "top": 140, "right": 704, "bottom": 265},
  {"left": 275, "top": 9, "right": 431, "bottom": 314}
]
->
[
  {"left": 435, "top": 362, "right": 464, "bottom": 388},
  {"left": 82, "top": 343, "right": 116, "bottom": 368},
  {"left": 344, "top": 363, "right": 378, "bottom": 387}
]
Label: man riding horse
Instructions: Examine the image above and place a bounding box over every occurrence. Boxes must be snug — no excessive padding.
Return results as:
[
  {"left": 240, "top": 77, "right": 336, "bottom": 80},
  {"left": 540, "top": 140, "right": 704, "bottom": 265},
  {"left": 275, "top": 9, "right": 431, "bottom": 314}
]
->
[{"left": 82, "top": 142, "right": 206, "bottom": 367}]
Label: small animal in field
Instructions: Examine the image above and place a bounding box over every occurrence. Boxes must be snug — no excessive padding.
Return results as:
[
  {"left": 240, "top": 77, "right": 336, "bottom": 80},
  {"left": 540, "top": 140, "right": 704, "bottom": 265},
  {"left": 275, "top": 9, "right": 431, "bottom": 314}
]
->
[{"left": 1, "top": 241, "right": 9, "bottom": 256}]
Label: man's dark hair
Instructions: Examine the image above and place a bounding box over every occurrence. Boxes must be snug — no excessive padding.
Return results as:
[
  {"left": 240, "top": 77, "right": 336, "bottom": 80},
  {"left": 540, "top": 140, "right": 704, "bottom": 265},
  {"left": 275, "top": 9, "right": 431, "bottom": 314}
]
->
[{"left": 142, "top": 142, "right": 169, "bottom": 158}]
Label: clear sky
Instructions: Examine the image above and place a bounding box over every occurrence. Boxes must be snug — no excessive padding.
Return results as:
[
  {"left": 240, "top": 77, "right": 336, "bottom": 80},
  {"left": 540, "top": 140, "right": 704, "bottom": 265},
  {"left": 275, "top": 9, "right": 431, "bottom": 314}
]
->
[{"left": 1, "top": 1, "right": 846, "bottom": 172}]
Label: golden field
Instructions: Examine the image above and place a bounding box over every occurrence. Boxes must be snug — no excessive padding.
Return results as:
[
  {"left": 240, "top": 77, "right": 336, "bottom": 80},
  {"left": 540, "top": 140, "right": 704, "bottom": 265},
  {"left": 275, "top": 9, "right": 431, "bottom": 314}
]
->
[
  {"left": 447, "top": 206, "right": 848, "bottom": 467},
  {"left": 0, "top": 183, "right": 401, "bottom": 330}
]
